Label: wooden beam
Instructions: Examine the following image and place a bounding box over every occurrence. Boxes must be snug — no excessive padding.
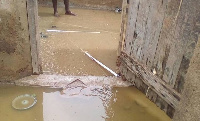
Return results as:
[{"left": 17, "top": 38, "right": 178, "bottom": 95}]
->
[
  {"left": 120, "top": 51, "right": 181, "bottom": 108},
  {"left": 26, "top": 0, "right": 41, "bottom": 74}
]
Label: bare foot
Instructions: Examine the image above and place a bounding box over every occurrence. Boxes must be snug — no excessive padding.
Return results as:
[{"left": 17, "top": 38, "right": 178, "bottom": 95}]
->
[
  {"left": 65, "top": 11, "right": 76, "bottom": 16},
  {"left": 54, "top": 12, "right": 59, "bottom": 17}
]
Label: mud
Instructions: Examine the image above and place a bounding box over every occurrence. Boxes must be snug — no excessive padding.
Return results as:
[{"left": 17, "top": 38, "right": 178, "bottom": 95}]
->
[
  {"left": 0, "top": 85, "right": 171, "bottom": 121},
  {"left": 39, "top": 7, "right": 121, "bottom": 76}
]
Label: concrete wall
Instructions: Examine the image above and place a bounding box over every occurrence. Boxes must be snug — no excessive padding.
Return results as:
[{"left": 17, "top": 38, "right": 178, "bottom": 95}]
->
[
  {"left": 0, "top": 0, "right": 32, "bottom": 81},
  {"left": 38, "top": 0, "right": 123, "bottom": 10},
  {"left": 119, "top": 0, "right": 200, "bottom": 118}
]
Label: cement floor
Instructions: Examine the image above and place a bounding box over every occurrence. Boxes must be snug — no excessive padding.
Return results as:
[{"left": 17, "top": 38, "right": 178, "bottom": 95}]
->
[{"left": 38, "top": 7, "right": 121, "bottom": 76}]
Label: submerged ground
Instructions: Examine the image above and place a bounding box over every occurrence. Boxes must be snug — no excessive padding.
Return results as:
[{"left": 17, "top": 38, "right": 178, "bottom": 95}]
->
[
  {"left": 39, "top": 7, "right": 120, "bottom": 76},
  {"left": 0, "top": 85, "right": 171, "bottom": 121},
  {"left": 0, "top": 6, "right": 170, "bottom": 121}
]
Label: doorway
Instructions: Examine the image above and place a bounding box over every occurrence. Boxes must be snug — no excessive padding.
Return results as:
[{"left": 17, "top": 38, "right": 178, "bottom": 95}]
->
[{"left": 37, "top": 2, "right": 122, "bottom": 76}]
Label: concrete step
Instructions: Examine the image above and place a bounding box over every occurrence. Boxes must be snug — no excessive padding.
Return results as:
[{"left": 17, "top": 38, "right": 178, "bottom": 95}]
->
[{"left": 14, "top": 74, "right": 132, "bottom": 88}]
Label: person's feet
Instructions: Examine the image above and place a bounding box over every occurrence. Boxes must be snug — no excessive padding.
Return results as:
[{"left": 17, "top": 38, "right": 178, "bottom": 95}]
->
[
  {"left": 54, "top": 11, "right": 75, "bottom": 16},
  {"left": 65, "top": 11, "right": 76, "bottom": 16},
  {"left": 54, "top": 12, "right": 59, "bottom": 17}
]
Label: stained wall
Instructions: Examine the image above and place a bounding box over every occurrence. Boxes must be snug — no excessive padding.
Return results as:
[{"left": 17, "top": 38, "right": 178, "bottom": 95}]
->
[
  {"left": 173, "top": 36, "right": 200, "bottom": 120},
  {"left": 0, "top": 0, "right": 32, "bottom": 81}
]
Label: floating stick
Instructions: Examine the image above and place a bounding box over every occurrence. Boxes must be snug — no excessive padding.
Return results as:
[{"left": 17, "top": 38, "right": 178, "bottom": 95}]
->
[
  {"left": 84, "top": 51, "right": 119, "bottom": 77},
  {"left": 47, "top": 29, "right": 100, "bottom": 34}
]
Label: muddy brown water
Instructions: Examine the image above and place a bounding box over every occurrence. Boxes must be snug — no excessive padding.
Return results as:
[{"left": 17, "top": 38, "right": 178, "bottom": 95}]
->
[
  {"left": 29, "top": 6, "right": 173, "bottom": 121},
  {"left": 0, "top": 85, "right": 171, "bottom": 121},
  {"left": 39, "top": 7, "right": 120, "bottom": 76}
]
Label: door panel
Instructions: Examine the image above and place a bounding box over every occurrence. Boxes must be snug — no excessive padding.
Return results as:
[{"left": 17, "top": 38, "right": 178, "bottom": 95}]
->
[{"left": 118, "top": 0, "right": 199, "bottom": 118}]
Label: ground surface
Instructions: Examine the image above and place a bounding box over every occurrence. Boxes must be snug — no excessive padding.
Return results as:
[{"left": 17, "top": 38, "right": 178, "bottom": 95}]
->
[
  {"left": 38, "top": 0, "right": 122, "bottom": 10},
  {"left": 39, "top": 7, "right": 121, "bottom": 76}
]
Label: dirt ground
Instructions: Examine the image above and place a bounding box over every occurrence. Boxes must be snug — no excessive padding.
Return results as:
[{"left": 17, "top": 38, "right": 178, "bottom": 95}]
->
[
  {"left": 38, "top": 0, "right": 123, "bottom": 10},
  {"left": 38, "top": 7, "right": 121, "bottom": 76}
]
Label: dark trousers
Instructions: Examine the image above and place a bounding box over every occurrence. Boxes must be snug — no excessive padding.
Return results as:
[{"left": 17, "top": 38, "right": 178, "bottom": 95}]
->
[{"left": 52, "top": 0, "right": 69, "bottom": 13}]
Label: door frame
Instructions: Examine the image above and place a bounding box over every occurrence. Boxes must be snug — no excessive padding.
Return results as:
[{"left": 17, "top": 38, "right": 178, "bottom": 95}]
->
[{"left": 26, "top": 0, "right": 41, "bottom": 74}]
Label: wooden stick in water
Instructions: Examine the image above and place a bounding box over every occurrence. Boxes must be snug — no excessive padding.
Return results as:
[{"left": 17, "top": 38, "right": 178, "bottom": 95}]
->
[
  {"left": 84, "top": 51, "right": 119, "bottom": 77},
  {"left": 47, "top": 29, "right": 100, "bottom": 34}
]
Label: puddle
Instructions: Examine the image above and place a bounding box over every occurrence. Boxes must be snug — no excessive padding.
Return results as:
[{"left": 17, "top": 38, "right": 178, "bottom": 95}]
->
[{"left": 0, "top": 85, "right": 171, "bottom": 121}]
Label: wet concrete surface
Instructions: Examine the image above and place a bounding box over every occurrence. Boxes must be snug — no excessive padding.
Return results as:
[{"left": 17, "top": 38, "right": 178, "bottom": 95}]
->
[
  {"left": 39, "top": 7, "right": 121, "bottom": 76},
  {"left": 14, "top": 74, "right": 132, "bottom": 88},
  {"left": 0, "top": 85, "right": 171, "bottom": 121}
]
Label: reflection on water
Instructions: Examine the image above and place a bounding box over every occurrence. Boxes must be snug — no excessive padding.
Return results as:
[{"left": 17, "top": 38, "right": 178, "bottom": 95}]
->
[
  {"left": 43, "top": 85, "right": 112, "bottom": 121},
  {"left": 0, "top": 85, "right": 171, "bottom": 121}
]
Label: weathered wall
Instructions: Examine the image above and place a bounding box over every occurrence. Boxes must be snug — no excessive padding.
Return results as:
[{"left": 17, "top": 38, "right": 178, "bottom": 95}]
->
[
  {"left": 38, "top": 0, "right": 122, "bottom": 10},
  {"left": 173, "top": 36, "right": 200, "bottom": 120},
  {"left": 0, "top": 0, "right": 32, "bottom": 81},
  {"left": 119, "top": 0, "right": 200, "bottom": 118}
]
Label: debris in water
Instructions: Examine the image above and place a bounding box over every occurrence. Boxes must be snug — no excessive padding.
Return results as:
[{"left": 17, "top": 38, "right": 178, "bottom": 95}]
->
[
  {"left": 115, "top": 7, "right": 122, "bottom": 13},
  {"left": 40, "top": 32, "right": 48, "bottom": 38},
  {"left": 12, "top": 94, "right": 37, "bottom": 110},
  {"left": 51, "top": 25, "right": 57, "bottom": 28}
]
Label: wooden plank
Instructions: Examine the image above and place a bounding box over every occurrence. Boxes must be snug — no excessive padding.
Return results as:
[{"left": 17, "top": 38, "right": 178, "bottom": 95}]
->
[
  {"left": 146, "top": 88, "right": 158, "bottom": 103},
  {"left": 123, "top": 0, "right": 168, "bottom": 69},
  {"left": 141, "top": 0, "right": 167, "bottom": 68},
  {"left": 152, "top": 0, "right": 185, "bottom": 86},
  {"left": 26, "top": 0, "right": 41, "bottom": 74},
  {"left": 124, "top": 0, "right": 140, "bottom": 57},
  {"left": 117, "top": 0, "right": 129, "bottom": 72},
  {"left": 120, "top": 51, "right": 181, "bottom": 108},
  {"left": 118, "top": 0, "right": 129, "bottom": 56},
  {"left": 160, "top": 0, "right": 184, "bottom": 86}
]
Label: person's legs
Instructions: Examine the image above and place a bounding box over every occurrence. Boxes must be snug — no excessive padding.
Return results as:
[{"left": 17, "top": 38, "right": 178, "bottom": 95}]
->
[
  {"left": 63, "top": 0, "right": 75, "bottom": 16},
  {"left": 52, "top": 0, "right": 59, "bottom": 16}
]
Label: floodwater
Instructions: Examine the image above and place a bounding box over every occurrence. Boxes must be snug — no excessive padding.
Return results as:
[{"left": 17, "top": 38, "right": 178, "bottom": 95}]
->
[
  {"left": 32, "top": 6, "right": 172, "bottom": 121},
  {"left": 39, "top": 7, "right": 120, "bottom": 76},
  {"left": 0, "top": 85, "right": 171, "bottom": 121}
]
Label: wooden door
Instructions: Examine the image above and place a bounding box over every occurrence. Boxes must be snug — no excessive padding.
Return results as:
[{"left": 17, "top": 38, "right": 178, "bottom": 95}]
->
[{"left": 118, "top": 0, "right": 199, "bottom": 118}]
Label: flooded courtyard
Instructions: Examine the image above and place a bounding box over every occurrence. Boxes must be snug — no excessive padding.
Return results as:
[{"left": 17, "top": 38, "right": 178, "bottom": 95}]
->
[
  {"left": 1, "top": 0, "right": 199, "bottom": 120},
  {"left": 0, "top": 85, "right": 171, "bottom": 121},
  {"left": 39, "top": 7, "right": 120, "bottom": 76},
  {"left": 0, "top": 6, "right": 171, "bottom": 121}
]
